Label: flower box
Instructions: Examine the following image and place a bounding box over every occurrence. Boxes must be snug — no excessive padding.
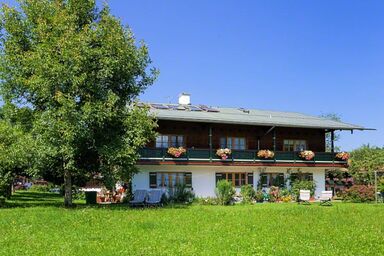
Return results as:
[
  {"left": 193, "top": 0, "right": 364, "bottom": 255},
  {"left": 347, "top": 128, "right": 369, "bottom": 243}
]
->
[
  {"left": 257, "top": 150, "right": 275, "bottom": 159},
  {"left": 216, "top": 148, "right": 231, "bottom": 160},
  {"left": 167, "top": 147, "right": 186, "bottom": 158},
  {"left": 298, "top": 150, "right": 315, "bottom": 160}
]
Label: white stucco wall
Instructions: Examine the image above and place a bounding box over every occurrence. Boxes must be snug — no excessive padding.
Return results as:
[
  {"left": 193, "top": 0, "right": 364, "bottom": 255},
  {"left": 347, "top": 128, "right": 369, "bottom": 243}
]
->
[{"left": 133, "top": 165, "right": 328, "bottom": 198}]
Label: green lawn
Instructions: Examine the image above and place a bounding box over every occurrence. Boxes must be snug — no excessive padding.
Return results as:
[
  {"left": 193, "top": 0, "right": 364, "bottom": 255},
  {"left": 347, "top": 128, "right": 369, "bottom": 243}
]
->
[{"left": 0, "top": 192, "right": 383, "bottom": 256}]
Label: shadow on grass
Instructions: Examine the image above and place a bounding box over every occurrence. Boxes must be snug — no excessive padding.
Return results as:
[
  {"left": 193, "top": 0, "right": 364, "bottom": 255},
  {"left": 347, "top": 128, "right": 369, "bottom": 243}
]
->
[{"left": 2, "top": 191, "right": 191, "bottom": 211}]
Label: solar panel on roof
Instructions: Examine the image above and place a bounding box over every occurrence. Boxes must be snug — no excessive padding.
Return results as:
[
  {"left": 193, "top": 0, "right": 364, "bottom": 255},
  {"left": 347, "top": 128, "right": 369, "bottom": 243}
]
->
[
  {"left": 200, "top": 105, "right": 219, "bottom": 112},
  {"left": 151, "top": 104, "right": 169, "bottom": 109},
  {"left": 187, "top": 105, "right": 202, "bottom": 111},
  {"left": 167, "top": 105, "right": 186, "bottom": 111}
]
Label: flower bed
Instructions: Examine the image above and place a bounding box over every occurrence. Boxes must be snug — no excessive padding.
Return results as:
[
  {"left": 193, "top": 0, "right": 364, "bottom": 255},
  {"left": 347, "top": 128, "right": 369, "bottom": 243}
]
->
[
  {"left": 257, "top": 149, "right": 275, "bottom": 159},
  {"left": 167, "top": 147, "right": 186, "bottom": 158}
]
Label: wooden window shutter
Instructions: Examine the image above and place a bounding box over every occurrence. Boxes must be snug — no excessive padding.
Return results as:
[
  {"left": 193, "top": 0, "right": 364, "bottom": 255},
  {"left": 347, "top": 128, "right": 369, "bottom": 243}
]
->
[
  {"left": 247, "top": 173, "right": 254, "bottom": 186},
  {"left": 185, "top": 173, "right": 192, "bottom": 188},
  {"left": 260, "top": 174, "right": 268, "bottom": 187},
  {"left": 215, "top": 173, "right": 223, "bottom": 185},
  {"left": 278, "top": 173, "right": 285, "bottom": 188},
  {"left": 149, "top": 172, "right": 157, "bottom": 188}
]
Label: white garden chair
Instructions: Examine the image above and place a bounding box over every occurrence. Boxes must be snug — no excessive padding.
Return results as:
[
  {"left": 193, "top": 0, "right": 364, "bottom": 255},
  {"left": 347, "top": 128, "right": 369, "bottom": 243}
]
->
[
  {"left": 320, "top": 191, "right": 333, "bottom": 206},
  {"left": 298, "top": 190, "right": 311, "bottom": 204}
]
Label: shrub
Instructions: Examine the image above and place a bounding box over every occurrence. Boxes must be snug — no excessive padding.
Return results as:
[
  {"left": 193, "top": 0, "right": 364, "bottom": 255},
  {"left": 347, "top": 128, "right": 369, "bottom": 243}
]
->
[
  {"left": 0, "top": 196, "right": 5, "bottom": 207},
  {"left": 255, "top": 190, "right": 264, "bottom": 202},
  {"left": 379, "top": 177, "right": 384, "bottom": 193},
  {"left": 279, "top": 188, "right": 292, "bottom": 202},
  {"left": 171, "top": 184, "right": 195, "bottom": 203},
  {"left": 197, "top": 197, "right": 219, "bottom": 205},
  {"left": 268, "top": 186, "right": 280, "bottom": 202},
  {"left": 291, "top": 180, "right": 316, "bottom": 199},
  {"left": 28, "top": 184, "right": 51, "bottom": 192},
  {"left": 342, "top": 185, "right": 375, "bottom": 203},
  {"left": 240, "top": 185, "right": 255, "bottom": 203},
  {"left": 215, "top": 180, "right": 235, "bottom": 205}
]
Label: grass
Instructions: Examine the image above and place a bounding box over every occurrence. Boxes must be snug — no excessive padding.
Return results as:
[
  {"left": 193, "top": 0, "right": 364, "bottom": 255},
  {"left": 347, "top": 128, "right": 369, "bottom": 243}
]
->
[{"left": 0, "top": 192, "right": 383, "bottom": 255}]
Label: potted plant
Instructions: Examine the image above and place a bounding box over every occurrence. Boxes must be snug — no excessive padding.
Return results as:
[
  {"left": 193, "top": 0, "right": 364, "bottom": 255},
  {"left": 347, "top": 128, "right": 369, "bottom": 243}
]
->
[
  {"left": 216, "top": 148, "right": 231, "bottom": 160},
  {"left": 257, "top": 149, "right": 275, "bottom": 159},
  {"left": 298, "top": 150, "right": 315, "bottom": 160},
  {"left": 167, "top": 147, "right": 186, "bottom": 158},
  {"left": 335, "top": 152, "right": 350, "bottom": 161},
  {"left": 255, "top": 190, "right": 264, "bottom": 203}
]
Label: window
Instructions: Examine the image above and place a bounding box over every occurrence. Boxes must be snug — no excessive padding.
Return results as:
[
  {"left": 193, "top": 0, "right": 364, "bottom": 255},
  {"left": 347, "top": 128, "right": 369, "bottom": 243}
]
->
[
  {"left": 260, "top": 173, "right": 285, "bottom": 188},
  {"left": 283, "top": 140, "right": 307, "bottom": 151},
  {"left": 149, "top": 172, "right": 192, "bottom": 188},
  {"left": 290, "top": 173, "right": 313, "bottom": 183},
  {"left": 216, "top": 172, "right": 253, "bottom": 187},
  {"left": 220, "top": 137, "right": 246, "bottom": 150},
  {"left": 156, "top": 135, "right": 184, "bottom": 148}
]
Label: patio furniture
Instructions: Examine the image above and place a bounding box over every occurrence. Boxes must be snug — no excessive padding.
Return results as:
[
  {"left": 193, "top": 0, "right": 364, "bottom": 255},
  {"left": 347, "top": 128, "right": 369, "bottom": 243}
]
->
[
  {"left": 320, "top": 191, "right": 333, "bottom": 206},
  {"left": 146, "top": 189, "right": 163, "bottom": 207},
  {"left": 298, "top": 190, "right": 311, "bottom": 204},
  {"left": 129, "top": 189, "right": 147, "bottom": 207}
]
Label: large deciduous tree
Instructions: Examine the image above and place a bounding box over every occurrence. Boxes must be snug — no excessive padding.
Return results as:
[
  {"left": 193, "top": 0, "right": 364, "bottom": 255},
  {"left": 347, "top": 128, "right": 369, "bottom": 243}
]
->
[
  {"left": 0, "top": 0, "right": 157, "bottom": 207},
  {"left": 349, "top": 145, "right": 384, "bottom": 185}
]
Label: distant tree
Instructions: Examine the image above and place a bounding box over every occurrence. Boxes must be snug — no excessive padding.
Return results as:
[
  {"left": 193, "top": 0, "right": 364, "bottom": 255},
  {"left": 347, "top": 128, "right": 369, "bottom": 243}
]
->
[
  {"left": 349, "top": 145, "right": 384, "bottom": 185},
  {"left": 320, "top": 113, "right": 341, "bottom": 152},
  {"left": 0, "top": 0, "right": 158, "bottom": 207},
  {"left": 0, "top": 120, "right": 34, "bottom": 198}
]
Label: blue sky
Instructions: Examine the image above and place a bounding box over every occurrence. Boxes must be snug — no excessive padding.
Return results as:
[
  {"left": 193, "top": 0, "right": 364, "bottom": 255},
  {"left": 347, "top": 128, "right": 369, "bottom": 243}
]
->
[{"left": 2, "top": 0, "right": 384, "bottom": 150}]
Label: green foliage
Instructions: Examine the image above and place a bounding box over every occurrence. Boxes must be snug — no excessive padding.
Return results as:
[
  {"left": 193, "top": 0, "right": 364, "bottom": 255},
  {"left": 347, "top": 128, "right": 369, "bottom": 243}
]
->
[
  {"left": 291, "top": 180, "right": 316, "bottom": 198},
  {"left": 215, "top": 180, "right": 235, "bottom": 205},
  {"left": 0, "top": 120, "right": 35, "bottom": 198},
  {"left": 0, "top": 196, "right": 5, "bottom": 207},
  {"left": 240, "top": 184, "right": 255, "bottom": 203},
  {"left": 28, "top": 184, "right": 51, "bottom": 193},
  {"left": 255, "top": 190, "right": 264, "bottom": 202},
  {"left": 341, "top": 185, "right": 375, "bottom": 203},
  {"left": 171, "top": 184, "right": 195, "bottom": 204},
  {"left": 349, "top": 145, "right": 384, "bottom": 185},
  {"left": 379, "top": 177, "right": 384, "bottom": 193},
  {"left": 196, "top": 197, "right": 219, "bottom": 205},
  {"left": 0, "top": 0, "right": 158, "bottom": 206},
  {"left": 268, "top": 186, "right": 280, "bottom": 202}
]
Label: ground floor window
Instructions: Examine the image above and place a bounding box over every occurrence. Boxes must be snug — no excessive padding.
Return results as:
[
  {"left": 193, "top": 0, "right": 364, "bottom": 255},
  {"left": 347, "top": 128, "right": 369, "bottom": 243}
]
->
[
  {"left": 149, "top": 172, "right": 192, "bottom": 188},
  {"left": 290, "top": 172, "right": 313, "bottom": 182},
  {"left": 260, "top": 173, "right": 285, "bottom": 188},
  {"left": 216, "top": 172, "right": 253, "bottom": 187}
]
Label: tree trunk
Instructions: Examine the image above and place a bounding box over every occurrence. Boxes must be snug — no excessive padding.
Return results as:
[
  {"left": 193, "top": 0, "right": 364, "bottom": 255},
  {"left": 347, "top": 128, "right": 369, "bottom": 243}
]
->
[{"left": 64, "top": 169, "right": 72, "bottom": 207}]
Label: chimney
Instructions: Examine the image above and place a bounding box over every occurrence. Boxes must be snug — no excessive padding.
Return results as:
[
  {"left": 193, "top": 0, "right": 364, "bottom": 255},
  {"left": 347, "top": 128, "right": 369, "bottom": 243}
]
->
[{"left": 178, "top": 93, "right": 191, "bottom": 105}]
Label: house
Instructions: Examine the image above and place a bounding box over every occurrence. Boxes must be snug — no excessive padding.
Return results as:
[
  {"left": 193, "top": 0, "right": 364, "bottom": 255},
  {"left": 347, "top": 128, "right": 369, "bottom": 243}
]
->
[{"left": 133, "top": 93, "right": 369, "bottom": 198}]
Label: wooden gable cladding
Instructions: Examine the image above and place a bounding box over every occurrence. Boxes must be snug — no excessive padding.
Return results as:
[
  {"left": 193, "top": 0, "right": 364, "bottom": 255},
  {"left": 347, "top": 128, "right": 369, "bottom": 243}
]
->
[{"left": 149, "top": 120, "right": 326, "bottom": 152}]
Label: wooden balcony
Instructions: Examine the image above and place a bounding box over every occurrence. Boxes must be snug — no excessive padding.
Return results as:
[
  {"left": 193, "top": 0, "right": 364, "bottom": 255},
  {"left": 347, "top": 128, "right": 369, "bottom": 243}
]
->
[{"left": 138, "top": 148, "right": 347, "bottom": 165}]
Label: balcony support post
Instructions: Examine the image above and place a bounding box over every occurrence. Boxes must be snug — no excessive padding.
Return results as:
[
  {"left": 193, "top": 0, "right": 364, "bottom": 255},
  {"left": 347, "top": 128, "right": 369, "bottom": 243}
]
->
[
  {"left": 331, "top": 130, "right": 335, "bottom": 153},
  {"left": 273, "top": 129, "right": 276, "bottom": 152},
  {"left": 209, "top": 125, "right": 213, "bottom": 162}
]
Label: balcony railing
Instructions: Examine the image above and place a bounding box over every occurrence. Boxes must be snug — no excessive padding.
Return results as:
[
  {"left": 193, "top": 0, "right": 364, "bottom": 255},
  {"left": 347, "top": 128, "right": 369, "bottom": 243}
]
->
[{"left": 138, "top": 148, "right": 347, "bottom": 164}]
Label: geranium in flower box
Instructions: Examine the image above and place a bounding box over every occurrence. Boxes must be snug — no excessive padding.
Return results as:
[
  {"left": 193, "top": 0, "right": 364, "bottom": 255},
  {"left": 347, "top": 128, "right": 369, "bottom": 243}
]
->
[
  {"left": 335, "top": 152, "right": 350, "bottom": 161},
  {"left": 257, "top": 150, "right": 275, "bottom": 159},
  {"left": 216, "top": 148, "right": 231, "bottom": 160},
  {"left": 167, "top": 147, "right": 186, "bottom": 158},
  {"left": 298, "top": 150, "right": 315, "bottom": 160}
]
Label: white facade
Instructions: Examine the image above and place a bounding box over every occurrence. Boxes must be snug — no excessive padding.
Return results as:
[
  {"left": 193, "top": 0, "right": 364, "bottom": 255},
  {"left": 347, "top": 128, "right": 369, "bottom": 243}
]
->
[{"left": 133, "top": 165, "right": 327, "bottom": 198}]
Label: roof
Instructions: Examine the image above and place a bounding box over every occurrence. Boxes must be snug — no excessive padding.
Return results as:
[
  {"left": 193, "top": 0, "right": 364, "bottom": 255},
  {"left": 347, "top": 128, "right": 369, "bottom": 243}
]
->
[{"left": 142, "top": 103, "right": 371, "bottom": 130}]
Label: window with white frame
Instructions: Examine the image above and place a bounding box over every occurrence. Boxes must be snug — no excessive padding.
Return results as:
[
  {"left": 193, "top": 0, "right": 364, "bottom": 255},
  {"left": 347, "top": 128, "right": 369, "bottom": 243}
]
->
[{"left": 149, "top": 172, "right": 192, "bottom": 188}]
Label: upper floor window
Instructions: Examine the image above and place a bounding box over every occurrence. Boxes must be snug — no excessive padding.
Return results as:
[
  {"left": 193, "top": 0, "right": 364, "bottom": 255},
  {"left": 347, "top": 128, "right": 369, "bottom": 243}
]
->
[
  {"left": 220, "top": 137, "right": 246, "bottom": 150},
  {"left": 155, "top": 135, "right": 184, "bottom": 148},
  {"left": 283, "top": 140, "right": 307, "bottom": 151}
]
